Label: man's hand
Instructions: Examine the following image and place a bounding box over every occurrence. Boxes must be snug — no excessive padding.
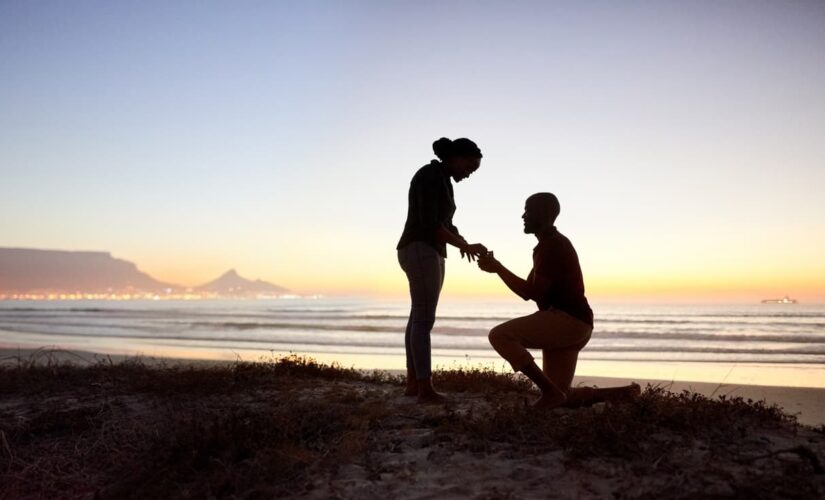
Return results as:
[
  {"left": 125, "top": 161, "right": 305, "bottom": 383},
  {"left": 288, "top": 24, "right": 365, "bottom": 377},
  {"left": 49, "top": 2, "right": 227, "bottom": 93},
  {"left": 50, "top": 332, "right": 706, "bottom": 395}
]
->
[
  {"left": 477, "top": 252, "right": 501, "bottom": 273},
  {"left": 460, "top": 243, "right": 488, "bottom": 262},
  {"left": 476, "top": 251, "right": 536, "bottom": 302}
]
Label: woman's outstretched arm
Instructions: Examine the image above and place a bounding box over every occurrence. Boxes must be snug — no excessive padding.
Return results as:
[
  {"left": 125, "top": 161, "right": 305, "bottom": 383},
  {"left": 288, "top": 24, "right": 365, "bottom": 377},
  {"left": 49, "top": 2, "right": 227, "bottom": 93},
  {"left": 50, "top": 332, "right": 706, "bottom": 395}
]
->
[{"left": 437, "top": 225, "right": 486, "bottom": 261}]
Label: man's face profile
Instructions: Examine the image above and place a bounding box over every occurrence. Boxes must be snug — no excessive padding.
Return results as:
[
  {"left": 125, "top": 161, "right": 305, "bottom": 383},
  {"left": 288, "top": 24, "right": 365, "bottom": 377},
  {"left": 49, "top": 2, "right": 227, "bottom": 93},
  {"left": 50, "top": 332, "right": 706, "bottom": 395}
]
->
[{"left": 522, "top": 198, "right": 544, "bottom": 234}]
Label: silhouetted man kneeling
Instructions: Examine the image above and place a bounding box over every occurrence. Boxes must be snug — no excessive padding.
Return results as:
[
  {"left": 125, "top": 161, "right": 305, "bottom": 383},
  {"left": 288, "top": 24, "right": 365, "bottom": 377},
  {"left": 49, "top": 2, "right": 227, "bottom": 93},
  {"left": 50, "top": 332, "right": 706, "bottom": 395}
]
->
[{"left": 478, "top": 193, "right": 639, "bottom": 409}]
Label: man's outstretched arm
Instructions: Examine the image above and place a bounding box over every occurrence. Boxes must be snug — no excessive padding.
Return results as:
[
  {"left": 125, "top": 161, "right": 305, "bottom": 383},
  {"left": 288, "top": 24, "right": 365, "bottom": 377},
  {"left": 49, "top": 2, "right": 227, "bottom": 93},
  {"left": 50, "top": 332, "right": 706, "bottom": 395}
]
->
[{"left": 477, "top": 253, "right": 550, "bottom": 302}]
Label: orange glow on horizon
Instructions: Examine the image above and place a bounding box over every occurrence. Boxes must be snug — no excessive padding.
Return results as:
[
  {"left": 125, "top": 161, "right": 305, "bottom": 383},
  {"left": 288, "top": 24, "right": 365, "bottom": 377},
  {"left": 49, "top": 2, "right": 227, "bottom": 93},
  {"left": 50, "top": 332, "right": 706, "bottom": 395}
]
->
[
  {"left": 137, "top": 262, "right": 825, "bottom": 303},
  {"left": 130, "top": 226, "right": 825, "bottom": 304}
]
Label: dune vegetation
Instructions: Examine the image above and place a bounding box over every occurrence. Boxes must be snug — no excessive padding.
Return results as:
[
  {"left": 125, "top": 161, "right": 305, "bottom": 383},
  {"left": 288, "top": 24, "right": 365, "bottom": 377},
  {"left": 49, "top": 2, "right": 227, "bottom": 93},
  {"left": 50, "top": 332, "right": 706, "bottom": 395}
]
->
[{"left": 1, "top": 354, "right": 823, "bottom": 498}]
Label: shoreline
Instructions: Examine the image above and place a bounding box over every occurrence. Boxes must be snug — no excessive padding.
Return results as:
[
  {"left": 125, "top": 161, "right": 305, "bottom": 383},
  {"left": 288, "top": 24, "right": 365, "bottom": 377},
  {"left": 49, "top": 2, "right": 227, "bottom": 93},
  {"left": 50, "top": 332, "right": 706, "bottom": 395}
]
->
[{"left": 3, "top": 347, "right": 824, "bottom": 427}]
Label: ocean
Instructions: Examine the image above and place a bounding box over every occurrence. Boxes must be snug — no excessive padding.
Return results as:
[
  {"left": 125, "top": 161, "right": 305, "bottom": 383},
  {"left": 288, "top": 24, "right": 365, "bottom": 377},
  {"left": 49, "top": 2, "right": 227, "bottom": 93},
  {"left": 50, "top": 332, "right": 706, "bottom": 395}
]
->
[{"left": 1, "top": 298, "right": 824, "bottom": 388}]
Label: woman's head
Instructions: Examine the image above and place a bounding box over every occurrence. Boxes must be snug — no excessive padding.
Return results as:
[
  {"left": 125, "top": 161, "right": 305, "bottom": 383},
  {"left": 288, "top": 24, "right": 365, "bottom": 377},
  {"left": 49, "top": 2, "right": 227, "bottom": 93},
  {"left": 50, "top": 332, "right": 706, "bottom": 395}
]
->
[{"left": 432, "top": 137, "right": 482, "bottom": 182}]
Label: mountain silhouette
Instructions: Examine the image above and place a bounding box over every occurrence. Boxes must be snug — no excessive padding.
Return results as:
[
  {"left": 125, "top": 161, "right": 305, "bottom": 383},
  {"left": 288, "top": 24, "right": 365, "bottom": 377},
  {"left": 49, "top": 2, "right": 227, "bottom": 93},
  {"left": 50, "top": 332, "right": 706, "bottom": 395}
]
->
[
  {"left": 195, "top": 269, "right": 288, "bottom": 295},
  {"left": 0, "top": 248, "right": 289, "bottom": 297},
  {"left": 0, "top": 247, "right": 177, "bottom": 293}
]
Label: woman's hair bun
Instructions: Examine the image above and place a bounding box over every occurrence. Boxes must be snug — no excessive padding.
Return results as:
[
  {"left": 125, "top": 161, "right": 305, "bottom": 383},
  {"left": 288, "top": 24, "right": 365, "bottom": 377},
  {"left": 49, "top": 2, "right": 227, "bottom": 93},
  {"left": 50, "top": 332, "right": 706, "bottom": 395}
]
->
[
  {"left": 432, "top": 137, "right": 482, "bottom": 160},
  {"left": 432, "top": 137, "right": 453, "bottom": 160}
]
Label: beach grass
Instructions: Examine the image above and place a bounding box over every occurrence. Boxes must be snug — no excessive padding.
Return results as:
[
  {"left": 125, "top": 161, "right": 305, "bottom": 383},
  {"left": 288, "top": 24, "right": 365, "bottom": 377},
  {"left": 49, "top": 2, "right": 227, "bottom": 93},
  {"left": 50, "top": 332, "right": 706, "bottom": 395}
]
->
[{"left": 1, "top": 353, "right": 823, "bottom": 498}]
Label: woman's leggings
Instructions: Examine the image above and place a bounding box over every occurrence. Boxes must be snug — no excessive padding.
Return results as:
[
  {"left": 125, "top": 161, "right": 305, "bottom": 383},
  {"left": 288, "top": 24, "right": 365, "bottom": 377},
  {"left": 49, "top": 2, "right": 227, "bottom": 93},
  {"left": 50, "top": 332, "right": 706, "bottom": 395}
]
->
[{"left": 398, "top": 241, "right": 445, "bottom": 379}]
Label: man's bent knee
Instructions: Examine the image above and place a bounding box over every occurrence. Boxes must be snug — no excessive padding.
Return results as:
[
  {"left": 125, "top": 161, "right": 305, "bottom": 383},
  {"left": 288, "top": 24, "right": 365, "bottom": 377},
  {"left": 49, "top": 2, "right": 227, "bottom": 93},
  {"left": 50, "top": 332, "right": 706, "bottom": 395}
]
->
[{"left": 488, "top": 324, "right": 507, "bottom": 349}]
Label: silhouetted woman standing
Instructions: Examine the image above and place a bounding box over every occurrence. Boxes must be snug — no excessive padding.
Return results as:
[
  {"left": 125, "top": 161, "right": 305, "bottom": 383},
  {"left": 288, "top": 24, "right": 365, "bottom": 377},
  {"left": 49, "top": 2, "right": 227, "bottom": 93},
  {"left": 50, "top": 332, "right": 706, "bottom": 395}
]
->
[{"left": 397, "top": 137, "right": 486, "bottom": 403}]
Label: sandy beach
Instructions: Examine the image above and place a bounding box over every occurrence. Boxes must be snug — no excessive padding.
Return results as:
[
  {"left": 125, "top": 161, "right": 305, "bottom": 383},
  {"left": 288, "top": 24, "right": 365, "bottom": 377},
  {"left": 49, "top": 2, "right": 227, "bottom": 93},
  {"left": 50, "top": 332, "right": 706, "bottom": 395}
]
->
[
  {"left": 4, "top": 347, "right": 825, "bottom": 427},
  {"left": 1, "top": 350, "right": 824, "bottom": 498}
]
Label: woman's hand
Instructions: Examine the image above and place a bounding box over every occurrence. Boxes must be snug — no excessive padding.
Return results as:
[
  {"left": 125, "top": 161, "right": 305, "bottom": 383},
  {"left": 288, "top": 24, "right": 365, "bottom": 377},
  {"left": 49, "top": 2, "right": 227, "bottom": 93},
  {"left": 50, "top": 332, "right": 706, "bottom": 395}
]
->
[{"left": 460, "top": 243, "right": 488, "bottom": 262}]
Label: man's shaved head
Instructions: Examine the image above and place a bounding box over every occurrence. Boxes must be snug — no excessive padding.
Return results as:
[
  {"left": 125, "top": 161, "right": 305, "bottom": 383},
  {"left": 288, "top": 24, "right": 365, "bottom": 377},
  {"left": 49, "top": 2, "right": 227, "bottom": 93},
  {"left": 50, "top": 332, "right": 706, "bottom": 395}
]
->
[
  {"left": 522, "top": 193, "right": 560, "bottom": 235},
  {"left": 526, "top": 193, "right": 560, "bottom": 223}
]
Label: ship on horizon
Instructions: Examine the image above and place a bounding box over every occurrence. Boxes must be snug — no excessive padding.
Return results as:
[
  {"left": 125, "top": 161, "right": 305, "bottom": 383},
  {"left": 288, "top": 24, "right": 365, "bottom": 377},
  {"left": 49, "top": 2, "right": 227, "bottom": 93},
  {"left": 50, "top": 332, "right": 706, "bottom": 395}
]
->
[{"left": 761, "top": 295, "right": 798, "bottom": 304}]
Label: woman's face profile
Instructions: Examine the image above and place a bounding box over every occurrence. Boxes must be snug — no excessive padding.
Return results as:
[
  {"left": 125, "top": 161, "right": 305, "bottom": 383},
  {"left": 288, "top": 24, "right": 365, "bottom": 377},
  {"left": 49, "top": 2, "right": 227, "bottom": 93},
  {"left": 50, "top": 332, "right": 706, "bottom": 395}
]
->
[{"left": 449, "top": 156, "right": 481, "bottom": 182}]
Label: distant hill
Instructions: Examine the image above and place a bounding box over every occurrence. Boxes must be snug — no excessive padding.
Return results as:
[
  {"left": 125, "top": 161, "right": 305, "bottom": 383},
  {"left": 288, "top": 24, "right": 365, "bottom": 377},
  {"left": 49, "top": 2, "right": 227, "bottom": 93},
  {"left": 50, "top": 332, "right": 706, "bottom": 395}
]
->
[
  {"left": 0, "top": 248, "right": 289, "bottom": 297},
  {"left": 195, "top": 269, "right": 288, "bottom": 296},
  {"left": 0, "top": 248, "right": 177, "bottom": 293}
]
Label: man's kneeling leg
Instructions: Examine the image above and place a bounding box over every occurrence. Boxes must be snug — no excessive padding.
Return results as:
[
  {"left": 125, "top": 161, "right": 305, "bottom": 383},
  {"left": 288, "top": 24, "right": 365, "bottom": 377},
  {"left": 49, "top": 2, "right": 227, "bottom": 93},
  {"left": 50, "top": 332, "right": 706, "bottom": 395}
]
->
[{"left": 489, "top": 325, "right": 567, "bottom": 409}]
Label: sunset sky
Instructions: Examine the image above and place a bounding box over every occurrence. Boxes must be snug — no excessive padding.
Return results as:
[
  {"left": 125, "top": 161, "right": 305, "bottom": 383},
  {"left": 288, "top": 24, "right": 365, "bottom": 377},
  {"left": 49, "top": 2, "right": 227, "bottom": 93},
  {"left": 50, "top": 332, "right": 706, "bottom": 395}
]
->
[{"left": 2, "top": 1, "right": 824, "bottom": 302}]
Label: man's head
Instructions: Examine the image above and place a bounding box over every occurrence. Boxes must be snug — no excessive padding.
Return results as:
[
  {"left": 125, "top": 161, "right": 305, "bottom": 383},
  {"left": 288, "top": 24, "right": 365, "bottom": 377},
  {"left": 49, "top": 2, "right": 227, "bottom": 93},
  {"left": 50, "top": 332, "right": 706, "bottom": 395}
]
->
[{"left": 522, "top": 193, "right": 560, "bottom": 234}]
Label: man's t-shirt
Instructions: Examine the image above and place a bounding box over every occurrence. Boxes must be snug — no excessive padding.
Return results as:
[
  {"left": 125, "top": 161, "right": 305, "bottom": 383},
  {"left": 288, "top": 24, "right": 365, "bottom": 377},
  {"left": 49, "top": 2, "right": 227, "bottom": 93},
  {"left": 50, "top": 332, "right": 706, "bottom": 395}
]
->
[{"left": 528, "top": 227, "right": 593, "bottom": 326}]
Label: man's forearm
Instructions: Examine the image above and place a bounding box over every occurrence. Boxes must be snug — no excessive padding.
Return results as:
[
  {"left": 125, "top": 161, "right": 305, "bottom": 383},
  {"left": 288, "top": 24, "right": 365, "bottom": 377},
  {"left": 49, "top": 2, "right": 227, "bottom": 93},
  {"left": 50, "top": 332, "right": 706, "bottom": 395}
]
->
[{"left": 494, "top": 263, "right": 534, "bottom": 302}]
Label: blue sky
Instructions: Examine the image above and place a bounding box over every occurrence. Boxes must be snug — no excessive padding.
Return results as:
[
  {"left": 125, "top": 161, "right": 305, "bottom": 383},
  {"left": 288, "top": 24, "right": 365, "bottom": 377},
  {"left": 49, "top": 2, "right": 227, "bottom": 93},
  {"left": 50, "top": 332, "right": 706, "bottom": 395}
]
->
[{"left": 2, "top": 1, "right": 824, "bottom": 300}]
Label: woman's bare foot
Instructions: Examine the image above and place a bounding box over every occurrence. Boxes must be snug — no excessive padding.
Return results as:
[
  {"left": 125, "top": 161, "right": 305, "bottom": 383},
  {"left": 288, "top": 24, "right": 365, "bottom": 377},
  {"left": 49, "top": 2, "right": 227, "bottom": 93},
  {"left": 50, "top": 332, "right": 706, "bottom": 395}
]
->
[
  {"left": 404, "top": 369, "right": 419, "bottom": 397},
  {"left": 532, "top": 391, "right": 568, "bottom": 410},
  {"left": 417, "top": 391, "right": 448, "bottom": 404},
  {"left": 416, "top": 377, "right": 447, "bottom": 404}
]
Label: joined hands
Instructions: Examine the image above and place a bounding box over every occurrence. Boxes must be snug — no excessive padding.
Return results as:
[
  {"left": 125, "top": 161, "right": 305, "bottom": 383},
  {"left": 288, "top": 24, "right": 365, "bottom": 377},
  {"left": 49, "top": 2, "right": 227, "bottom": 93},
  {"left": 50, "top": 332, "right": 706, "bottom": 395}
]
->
[
  {"left": 458, "top": 242, "right": 502, "bottom": 274},
  {"left": 460, "top": 243, "right": 488, "bottom": 262},
  {"left": 476, "top": 251, "right": 501, "bottom": 273}
]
